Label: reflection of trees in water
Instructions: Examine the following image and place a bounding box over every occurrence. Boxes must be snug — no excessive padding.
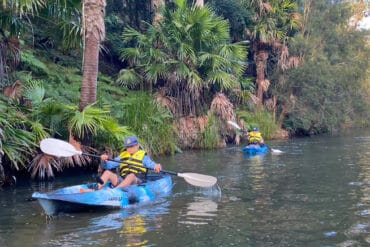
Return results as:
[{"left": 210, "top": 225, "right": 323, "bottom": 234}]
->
[
  {"left": 345, "top": 140, "right": 370, "bottom": 245},
  {"left": 178, "top": 196, "right": 218, "bottom": 225},
  {"left": 247, "top": 156, "right": 277, "bottom": 244},
  {"left": 248, "top": 155, "right": 272, "bottom": 208},
  {"left": 247, "top": 154, "right": 315, "bottom": 244}
]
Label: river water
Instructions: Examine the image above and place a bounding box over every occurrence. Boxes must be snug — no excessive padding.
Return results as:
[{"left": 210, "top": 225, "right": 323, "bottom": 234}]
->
[{"left": 1, "top": 128, "right": 370, "bottom": 246}]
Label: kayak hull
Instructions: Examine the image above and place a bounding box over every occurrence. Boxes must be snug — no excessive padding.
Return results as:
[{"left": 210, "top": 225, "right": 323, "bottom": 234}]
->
[
  {"left": 32, "top": 174, "right": 172, "bottom": 216},
  {"left": 242, "top": 144, "right": 268, "bottom": 155}
]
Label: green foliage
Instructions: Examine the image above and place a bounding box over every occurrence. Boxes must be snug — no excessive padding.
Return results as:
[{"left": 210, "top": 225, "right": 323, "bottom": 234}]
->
[
  {"left": 20, "top": 50, "right": 49, "bottom": 76},
  {"left": 119, "top": 0, "right": 249, "bottom": 117},
  {"left": 0, "top": 0, "right": 45, "bottom": 35},
  {"left": 236, "top": 108, "right": 278, "bottom": 139},
  {"left": 117, "top": 92, "right": 177, "bottom": 156},
  {"left": 197, "top": 113, "right": 221, "bottom": 149},
  {"left": 63, "top": 103, "right": 130, "bottom": 146},
  {"left": 0, "top": 95, "right": 38, "bottom": 170},
  {"left": 272, "top": 0, "right": 370, "bottom": 134},
  {"left": 207, "top": 0, "right": 253, "bottom": 41},
  {"left": 23, "top": 79, "right": 46, "bottom": 105}
]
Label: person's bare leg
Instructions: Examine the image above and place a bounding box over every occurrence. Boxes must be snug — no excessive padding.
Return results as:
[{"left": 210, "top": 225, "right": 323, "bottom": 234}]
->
[
  {"left": 116, "top": 173, "right": 139, "bottom": 188},
  {"left": 80, "top": 170, "right": 119, "bottom": 192},
  {"left": 97, "top": 170, "right": 119, "bottom": 189}
]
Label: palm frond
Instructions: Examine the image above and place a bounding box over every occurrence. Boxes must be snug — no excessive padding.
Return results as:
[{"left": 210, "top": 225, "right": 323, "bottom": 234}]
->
[
  {"left": 210, "top": 93, "right": 234, "bottom": 121},
  {"left": 23, "top": 79, "right": 46, "bottom": 105},
  {"left": 116, "top": 69, "right": 143, "bottom": 88},
  {"left": 65, "top": 103, "right": 110, "bottom": 139},
  {"left": 29, "top": 153, "right": 61, "bottom": 179}
]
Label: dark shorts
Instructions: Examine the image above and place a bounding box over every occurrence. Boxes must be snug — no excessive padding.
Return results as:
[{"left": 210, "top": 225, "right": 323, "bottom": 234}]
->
[{"left": 117, "top": 173, "right": 146, "bottom": 185}]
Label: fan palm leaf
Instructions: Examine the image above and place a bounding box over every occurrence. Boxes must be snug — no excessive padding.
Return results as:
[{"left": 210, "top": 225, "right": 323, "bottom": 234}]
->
[
  {"left": 119, "top": 0, "right": 249, "bottom": 118},
  {"left": 65, "top": 103, "right": 110, "bottom": 139}
]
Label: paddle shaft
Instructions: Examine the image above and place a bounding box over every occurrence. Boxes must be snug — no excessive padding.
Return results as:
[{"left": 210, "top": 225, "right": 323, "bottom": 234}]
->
[
  {"left": 40, "top": 138, "right": 217, "bottom": 187},
  {"left": 80, "top": 152, "right": 178, "bottom": 176}
]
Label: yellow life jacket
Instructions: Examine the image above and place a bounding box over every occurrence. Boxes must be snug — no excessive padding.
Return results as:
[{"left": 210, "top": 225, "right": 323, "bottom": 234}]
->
[
  {"left": 248, "top": 131, "right": 262, "bottom": 143},
  {"left": 118, "top": 149, "right": 147, "bottom": 176}
]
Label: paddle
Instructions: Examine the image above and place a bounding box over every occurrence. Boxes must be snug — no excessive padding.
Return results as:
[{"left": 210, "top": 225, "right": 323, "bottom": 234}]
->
[
  {"left": 227, "top": 120, "right": 247, "bottom": 133},
  {"left": 40, "top": 138, "right": 217, "bottom": 187},
  {"left": 227, "top": 120, "right": 283, "bottom": 154}
]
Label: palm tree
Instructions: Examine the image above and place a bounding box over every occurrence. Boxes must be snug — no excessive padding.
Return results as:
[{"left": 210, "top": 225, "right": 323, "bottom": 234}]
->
[
  {"left": 79, "top": 0, "right": 106, "bottom": 111},
  {"left": 118, "top": 0, "right": 249, "bottom": 147},
  {"left": 0, "top": 0, "right": 45, "bottom": 85},
  {"left": 244, "top": 0, "right": 301, "bottom": 107},
  {"left": 119, "top": 0, "right": 247, "bottom": 118},
  {"left": 0, "top": 0, "right": 83, "bottom": 85}
]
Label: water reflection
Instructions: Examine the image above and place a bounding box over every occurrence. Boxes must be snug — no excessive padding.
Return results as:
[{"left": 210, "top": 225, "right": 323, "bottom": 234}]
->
[
  {"left": 179, "top": 197, "right": 219, "bottom": 225},
  {"left": 118, "top": 214, "right": 148, "bottom": 247},
  {"left": 37, "top": 200, "right": 170, "bottom": 247},
  {"left": 248, "top": 155, "right": 271, "bottom": 207},
  {"left": 244, "top": 152, "right": 266, "bottom": 162},
  {"left": 4, "top": 129, "right": 370, "bottom": 246},
  {"left": 345, "top": 134, "right": 370, "bottom": 245}
]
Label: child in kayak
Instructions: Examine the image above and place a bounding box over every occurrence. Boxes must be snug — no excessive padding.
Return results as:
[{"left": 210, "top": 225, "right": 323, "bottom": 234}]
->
[
  {"left": 80, "top": 136, "right": 161, "bottom": 192},
  {"left": 246, "top": 127, "right": 264, "bottom": 146}
]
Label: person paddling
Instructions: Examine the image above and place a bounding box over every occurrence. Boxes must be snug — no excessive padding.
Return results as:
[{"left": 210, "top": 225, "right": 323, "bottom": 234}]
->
[
  {"left": 246, "top": 127, "right": 265, "bottom": 146},
  {"left": 80, "top": 136, "right": 162, "bottom": 192}
]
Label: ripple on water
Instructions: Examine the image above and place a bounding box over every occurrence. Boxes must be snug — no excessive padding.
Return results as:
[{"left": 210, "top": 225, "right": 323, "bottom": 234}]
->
[
  {"left": 178, "top": 197, "right": 219, "bottom": 225},
  {"left": 357, "top": 209, "right": 370, "bottom": 216},
  {"left": 323, "top": 231, "right": 337, "bottom": 237},
  {"left": 348, "top": 223, "right": 368, "bottom": 233}
]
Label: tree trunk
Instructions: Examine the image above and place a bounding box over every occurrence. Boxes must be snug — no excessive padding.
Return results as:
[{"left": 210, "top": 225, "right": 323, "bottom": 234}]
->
[
  {"left": 0, "top": 160, "right": 4, "bottom": 186},
  {"left": 80, "top": 36, "right": 99, "bottom": 110},
  {"left": 79, "top": 0, "right": 106, "bottom": 111},
  {"left": 254, "top": 49, "right": 268, "bottom": 107},
  {"left": 277, "top": 104, "right": 288, "bottom": 129}
]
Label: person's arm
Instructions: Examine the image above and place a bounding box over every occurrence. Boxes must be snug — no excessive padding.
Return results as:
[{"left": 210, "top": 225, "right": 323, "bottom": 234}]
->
[
  {"left": 142, "top": 155, "right": 162, "bottom": 173},
  {"left": 100, "top": 154, "right": 120, "bottom": 170},
  {"left": 244, "top": 130, "right": 250, "bottom": 139}
]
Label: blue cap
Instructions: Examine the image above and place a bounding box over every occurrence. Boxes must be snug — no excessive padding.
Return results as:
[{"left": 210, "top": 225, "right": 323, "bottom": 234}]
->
[
  {"left": 123, "top": 136, "right": 139, "bottom": 147},
  {"left": 252, "top": 127, "right": 258, "bottom": 131}
]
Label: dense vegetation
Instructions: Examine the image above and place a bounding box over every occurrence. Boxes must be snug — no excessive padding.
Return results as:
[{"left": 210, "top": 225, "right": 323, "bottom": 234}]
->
[{"left": 0, "top": 0, "right": 369, "bottom": 184}]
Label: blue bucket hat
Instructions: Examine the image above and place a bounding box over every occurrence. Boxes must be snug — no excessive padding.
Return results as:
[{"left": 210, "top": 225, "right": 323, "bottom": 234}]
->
[
  {"left": 123, "top": 136, "right": 139, "bottom": 147},
  {"left": 252, "top": 127, "right": 259, "bottom": 131}
]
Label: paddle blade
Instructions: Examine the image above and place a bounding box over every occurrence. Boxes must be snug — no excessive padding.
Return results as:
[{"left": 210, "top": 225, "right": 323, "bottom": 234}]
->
[
  {"left": 227, "top": 120, "right": 241, "bottom": 130},
  {"left": 271, "top": 148, "right": 283, "bottom": 154},
  {"left": 178, "top": 173, "right": 217, "bottom": 187},
  {"left": 40, "top": 138, "right": 82, "bottom": 157}
]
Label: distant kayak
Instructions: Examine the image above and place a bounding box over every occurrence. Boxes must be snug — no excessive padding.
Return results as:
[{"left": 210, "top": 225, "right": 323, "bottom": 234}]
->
[
  {"left": 242, "top": 144, "right": 268, "bottom": 155},
  {"left": 32, "top": 174, "right": 172, "bottom": 216}
]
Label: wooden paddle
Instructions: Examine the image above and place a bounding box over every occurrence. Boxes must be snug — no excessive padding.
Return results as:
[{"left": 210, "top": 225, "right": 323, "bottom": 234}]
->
[{"left": 40, "top": 138, "right": 217, "bottom": 187}]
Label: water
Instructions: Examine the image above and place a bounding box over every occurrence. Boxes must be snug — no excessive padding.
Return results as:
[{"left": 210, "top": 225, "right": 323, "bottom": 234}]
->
[{"left": 1, "top": 128, "right": 370, "bottom": 246}]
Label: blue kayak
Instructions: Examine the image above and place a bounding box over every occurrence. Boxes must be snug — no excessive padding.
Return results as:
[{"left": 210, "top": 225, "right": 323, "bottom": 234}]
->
[
  {"left": 242, "top": 144, "right": 268, "bottom": 155},
  {"left": 32, "top": 174, "right": 172, "bottom": 216}
]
